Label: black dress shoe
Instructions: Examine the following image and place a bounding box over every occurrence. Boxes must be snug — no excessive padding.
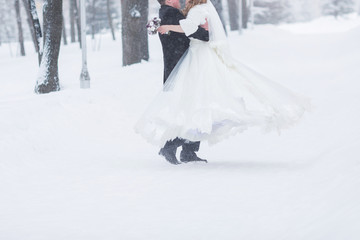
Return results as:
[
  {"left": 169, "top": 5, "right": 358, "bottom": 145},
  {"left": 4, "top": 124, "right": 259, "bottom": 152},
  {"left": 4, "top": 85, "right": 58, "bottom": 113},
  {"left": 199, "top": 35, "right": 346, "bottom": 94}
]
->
[
  {"left": 180, "top": 150, "right": 208, "bottom": 163},
  {"left": 159, "top": 144, "right": 181, "bottom": 165}
]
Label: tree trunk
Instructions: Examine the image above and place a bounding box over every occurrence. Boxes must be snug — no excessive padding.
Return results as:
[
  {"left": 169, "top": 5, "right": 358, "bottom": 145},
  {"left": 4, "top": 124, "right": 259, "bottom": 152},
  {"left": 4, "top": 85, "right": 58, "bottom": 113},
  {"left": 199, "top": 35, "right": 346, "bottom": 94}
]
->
[
  {"left": 15, "top": 0, "right": 26, "bottom": 56},
  {"left": 74, "top": 0, "right": 81, "bottom": 47},
  {"left": 141, "top": 1, "right": 149, "bottom": 62},
  {"left": 121, "top": 0, "right": 149, "bottom": 66},
  {"left": 35, "top": 0, "right": 62, "bottom": 94},
  {"left": 107, "top": 0, "right": 116, "bottom": 40},
  {"left": 228, "top": 0, "right": 239, "bottom": 30},
  {"left": 91, "top": 0, "right": 96, "bottom": 39},
  {"left": 249, "top": 0, "right": 254, "bottom": 27},
  {"left": 27, "top": 0, "right": 43, "bottom": 64},
  {"left": 242, "top": 0, "right": 248, "bottom": 29},
  {"left": 62, "top": 14, "right": 68, "bottom": 45},
  {"left": 70, "top": 0, "right": 76, "bottom": 42},
  {"left": 21, "top": 0, "right": 36, "bottom": 52},
  {"left": 210, "top": 0, "right": 227, "bottom": 33}
]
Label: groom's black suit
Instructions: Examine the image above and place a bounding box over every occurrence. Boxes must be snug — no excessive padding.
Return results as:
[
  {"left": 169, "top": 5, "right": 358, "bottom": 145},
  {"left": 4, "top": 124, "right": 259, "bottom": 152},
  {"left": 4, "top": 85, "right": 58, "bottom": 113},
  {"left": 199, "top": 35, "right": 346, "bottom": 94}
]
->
[
  {"left": 159, "top": 5, "right": 209, "bottom": 83},
  {"left": 158, "top": 5, "right": 209, "bottom": 162}
]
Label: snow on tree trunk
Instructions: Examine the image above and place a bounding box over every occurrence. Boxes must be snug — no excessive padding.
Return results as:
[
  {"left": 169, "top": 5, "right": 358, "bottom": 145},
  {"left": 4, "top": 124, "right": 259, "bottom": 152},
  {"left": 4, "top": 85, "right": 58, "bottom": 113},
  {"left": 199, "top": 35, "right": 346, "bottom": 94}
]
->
[
  {"left": 107, "top": 0, "right": 116, "bottom": 40},
  {"left": 26, "top": 0, "right": 42, "bottom": 64},
  {"left": 15, "top": 0, "right": 25, "bottom": 56},
  {"left": 228, "top": 0, "right": 239, "bottom": 31},
  {"left": 35, "top": 0, "right": 62, "bottom": 94},
  {"left": 121, "top": 0, "right": 149, "bottom": 66}
]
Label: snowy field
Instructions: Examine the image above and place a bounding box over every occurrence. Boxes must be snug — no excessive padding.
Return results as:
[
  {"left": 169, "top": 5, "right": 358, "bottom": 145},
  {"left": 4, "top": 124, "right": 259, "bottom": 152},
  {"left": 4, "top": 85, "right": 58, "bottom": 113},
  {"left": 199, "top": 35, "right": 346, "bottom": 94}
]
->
[{"left": 1, "top": 16, "right": 360, "bottom": 240}]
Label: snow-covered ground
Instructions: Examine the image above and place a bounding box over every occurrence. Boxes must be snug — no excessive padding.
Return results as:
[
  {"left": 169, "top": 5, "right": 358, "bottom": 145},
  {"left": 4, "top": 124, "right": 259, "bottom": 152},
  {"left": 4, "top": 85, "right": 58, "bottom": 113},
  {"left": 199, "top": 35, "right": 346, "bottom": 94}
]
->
[
  {"left": 279, "top": 13, "right": 360, "bottom": 34},
  {"left": 1, "top": 16, "right": 360, "bottom": 240}
]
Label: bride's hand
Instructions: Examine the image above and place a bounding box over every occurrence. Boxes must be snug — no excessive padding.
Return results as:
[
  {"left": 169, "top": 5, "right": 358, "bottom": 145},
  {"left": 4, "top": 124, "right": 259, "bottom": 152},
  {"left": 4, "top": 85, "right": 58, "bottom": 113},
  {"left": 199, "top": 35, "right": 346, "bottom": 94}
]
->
[
  {"left": 158, "top": 25, "right": 170, "bottom": 34},
  {"left": 200, "top": 18, "right": 209, "bottom": 31}
]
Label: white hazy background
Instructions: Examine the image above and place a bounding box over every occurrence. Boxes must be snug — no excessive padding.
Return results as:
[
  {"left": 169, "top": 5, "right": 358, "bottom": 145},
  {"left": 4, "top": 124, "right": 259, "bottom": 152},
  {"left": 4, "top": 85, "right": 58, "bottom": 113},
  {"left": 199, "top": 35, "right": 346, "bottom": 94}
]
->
[{"left": 1, "top": 1, "right": 360, "bottom": 240}]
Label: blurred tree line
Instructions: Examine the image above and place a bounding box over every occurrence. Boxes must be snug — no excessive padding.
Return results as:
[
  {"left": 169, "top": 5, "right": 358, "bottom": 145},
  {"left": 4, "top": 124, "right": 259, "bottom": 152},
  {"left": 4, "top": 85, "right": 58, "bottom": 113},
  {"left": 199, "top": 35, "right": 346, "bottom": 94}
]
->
[{"left": 0, "top": 0, "right": 359, "bottom": 94}]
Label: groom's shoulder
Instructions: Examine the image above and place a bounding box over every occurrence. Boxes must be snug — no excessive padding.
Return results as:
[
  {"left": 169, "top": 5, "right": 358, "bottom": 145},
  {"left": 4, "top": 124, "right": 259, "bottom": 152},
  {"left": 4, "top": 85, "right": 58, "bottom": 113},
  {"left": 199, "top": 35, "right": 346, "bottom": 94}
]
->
[{"left": 160, "top": 5, "right": 183, "bottom": 18}]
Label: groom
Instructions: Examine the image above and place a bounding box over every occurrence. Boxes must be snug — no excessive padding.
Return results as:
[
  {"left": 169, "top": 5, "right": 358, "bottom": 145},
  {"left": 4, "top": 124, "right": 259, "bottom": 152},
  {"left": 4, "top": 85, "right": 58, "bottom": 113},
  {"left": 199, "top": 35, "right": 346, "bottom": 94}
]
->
[{"left": 157, "top": 0, "right": 209, "bottom": 164}]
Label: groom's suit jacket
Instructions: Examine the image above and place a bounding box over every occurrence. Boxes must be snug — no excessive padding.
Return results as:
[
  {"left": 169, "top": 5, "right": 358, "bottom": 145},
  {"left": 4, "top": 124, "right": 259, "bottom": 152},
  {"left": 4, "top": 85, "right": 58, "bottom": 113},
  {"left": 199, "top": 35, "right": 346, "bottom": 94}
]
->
[{"left": 159, "top": 5, "right": 209, "bottom": 84}]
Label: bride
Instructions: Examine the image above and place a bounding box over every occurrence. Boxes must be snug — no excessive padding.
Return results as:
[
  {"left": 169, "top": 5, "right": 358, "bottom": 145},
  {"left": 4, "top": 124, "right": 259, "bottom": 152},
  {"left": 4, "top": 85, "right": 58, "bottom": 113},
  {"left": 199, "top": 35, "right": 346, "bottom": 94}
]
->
[{"left": 135, "top": 0, "right": 310, "bottom": 162}]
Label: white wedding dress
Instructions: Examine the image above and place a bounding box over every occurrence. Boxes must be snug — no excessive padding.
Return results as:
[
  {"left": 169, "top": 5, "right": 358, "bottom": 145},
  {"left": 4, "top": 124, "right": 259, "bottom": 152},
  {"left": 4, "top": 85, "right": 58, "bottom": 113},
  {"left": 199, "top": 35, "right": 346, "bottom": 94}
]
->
[{"left": 135, "top": 2, "right": 310, "bottom": 146}]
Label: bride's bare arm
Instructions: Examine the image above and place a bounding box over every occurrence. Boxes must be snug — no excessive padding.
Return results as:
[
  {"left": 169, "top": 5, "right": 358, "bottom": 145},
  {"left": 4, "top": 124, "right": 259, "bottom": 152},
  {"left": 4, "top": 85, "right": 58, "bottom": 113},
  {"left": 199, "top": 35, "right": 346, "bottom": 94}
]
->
[{"left": 158, "top": 25, "right": 184, "bottom": 34}]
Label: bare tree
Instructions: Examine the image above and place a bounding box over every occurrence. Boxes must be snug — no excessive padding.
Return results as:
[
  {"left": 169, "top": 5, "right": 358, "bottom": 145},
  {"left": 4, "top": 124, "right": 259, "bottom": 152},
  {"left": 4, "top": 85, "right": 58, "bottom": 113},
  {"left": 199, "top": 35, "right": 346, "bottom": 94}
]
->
[
  {"left": 228, "top": 0, "right": 239, "bottom": 30},
  {"left": 121, "top": 0, "right": 149, "bottom": 66},
  {"left": 91, "top": 0, "right": 97, "bottom": 39},
  {"left": 322, "top": 0, "right": 355, "bottom": 18},
  {"left": 62, "top": 14, "right": 68, "bottom": 45},
  {"left": 15, "top": 0, "right": 25, "bottom": 56},
  {"left": 24, "top": 0, "right": 42, "bottom": 64},
  {"left": 21, "top": 0, "right": 35, "bottom": 50},
  {"left": 73, "top": 0, "right": 81, "bottom": 47},
  {"left": 69, "top": 0, "right": 76, "bottom": 42},
  {"left": 242, "top": 0, "right": 248, "bottom": 28},
  {"left": 210, "top": 0, "right": 227, "bottom": 33},
  {"left": 107, "top": 0, "right": 116, "bottom": 40},
  {"left": 254, "top": 0, "right": 291, "bottom": 24},
  {"left": 35, "top": 0, "right": 63, "bottom": 94},
  {"left": 1, "top": 0, "right": 17, "bottom": 47}
]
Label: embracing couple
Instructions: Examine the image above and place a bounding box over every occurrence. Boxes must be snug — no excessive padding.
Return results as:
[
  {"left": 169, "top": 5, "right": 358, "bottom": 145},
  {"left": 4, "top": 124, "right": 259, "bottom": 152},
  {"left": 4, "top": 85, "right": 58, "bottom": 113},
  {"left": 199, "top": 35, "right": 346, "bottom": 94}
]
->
[{"left": 135, "top": 0, "right": 310, "bottom": 165}]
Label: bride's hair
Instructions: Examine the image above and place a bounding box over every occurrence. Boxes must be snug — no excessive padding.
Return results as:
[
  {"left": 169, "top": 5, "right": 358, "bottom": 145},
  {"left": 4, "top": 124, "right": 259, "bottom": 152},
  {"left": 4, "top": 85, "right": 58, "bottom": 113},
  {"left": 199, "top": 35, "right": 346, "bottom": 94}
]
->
[{"left": 182, "top": 0, "right": 207, "bottom": 16}]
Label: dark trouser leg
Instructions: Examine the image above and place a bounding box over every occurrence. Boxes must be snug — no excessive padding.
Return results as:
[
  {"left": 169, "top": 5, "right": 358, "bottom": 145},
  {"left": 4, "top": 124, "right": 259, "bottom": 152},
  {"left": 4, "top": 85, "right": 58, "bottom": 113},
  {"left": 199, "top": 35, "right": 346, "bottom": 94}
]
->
[
  {"left": 182, "top": 140, "right": 200, "bottom": 152},
  {"left": 163, "top": 137, "right": 184, "bottom": 149},
  {"left": 180, "top": 140, "right": 207, "bottom": 163},
  {"left": 159, "top": 138, "right": 184, "bottom": 165}
]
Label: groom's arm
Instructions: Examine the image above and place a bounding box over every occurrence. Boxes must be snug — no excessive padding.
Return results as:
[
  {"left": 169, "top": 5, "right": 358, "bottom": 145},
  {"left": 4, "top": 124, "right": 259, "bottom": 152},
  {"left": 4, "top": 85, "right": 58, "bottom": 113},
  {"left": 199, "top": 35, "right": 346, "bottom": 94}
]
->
[
  {"left": 189, "top": 27, "right": 209, "bottom": 42},
  {"left": 171, "top": 9, "right": 209, "bottom": 42}
]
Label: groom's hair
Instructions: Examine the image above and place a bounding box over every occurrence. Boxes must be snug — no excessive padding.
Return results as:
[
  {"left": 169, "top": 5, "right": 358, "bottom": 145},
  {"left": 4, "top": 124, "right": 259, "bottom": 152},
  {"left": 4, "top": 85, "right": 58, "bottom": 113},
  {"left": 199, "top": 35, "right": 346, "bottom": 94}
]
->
[{"left": 158, "top": 0, "right": 166, "bottom": 5}]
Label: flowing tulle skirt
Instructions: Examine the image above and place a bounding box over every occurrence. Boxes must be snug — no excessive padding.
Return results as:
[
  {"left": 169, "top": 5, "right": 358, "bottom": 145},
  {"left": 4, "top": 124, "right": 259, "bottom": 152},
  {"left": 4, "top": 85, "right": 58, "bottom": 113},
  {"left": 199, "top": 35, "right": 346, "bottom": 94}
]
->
[{"left": 135, "top": 39, "right": 310, "bottom": 147}]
